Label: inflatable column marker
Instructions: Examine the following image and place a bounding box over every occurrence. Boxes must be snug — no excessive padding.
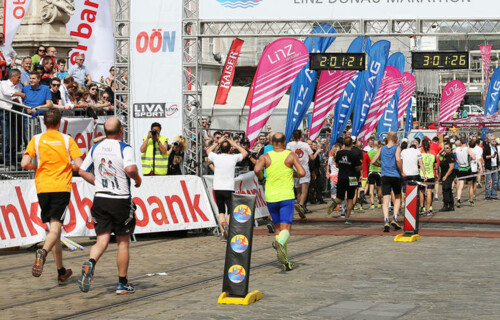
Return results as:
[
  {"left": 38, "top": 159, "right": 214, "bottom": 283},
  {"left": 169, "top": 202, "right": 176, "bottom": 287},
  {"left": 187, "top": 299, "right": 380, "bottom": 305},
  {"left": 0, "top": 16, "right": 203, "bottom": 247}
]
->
[{"left": 394, "top": 182, "right": 421, "bottom": 242}]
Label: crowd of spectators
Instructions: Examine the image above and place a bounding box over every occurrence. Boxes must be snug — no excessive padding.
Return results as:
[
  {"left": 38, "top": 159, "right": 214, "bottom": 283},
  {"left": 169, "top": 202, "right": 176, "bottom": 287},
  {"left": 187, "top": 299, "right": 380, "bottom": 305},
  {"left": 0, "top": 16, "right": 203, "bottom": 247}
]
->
[{"left": 0, "top": 38, "right": 116, "bottom": 166}]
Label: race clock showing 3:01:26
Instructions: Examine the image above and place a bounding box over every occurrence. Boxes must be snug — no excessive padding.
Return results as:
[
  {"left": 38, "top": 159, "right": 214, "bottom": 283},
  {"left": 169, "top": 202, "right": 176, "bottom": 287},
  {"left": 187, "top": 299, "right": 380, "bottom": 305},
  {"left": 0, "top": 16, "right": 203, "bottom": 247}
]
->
[
  {"left": 309, "top": 53, "right": 366, "bottom": 71},
  {"left": 412, "top": 52, "right": 469, "bottom": 70}
]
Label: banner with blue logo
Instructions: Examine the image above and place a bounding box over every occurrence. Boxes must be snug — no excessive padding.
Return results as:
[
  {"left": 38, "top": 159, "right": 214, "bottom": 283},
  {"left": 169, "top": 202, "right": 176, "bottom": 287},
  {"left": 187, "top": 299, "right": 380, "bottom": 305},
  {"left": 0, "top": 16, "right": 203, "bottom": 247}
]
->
[
  {"left": 329, "top": 37, "right": 371, "bottom": 146},
  {"left": 377, "top": 52, "right": 405, "bottom": 138},
  {"left": 351, "top": 40, "right": 390, "bottom": 138},
  {"left": 285, "top": 24, "right": 337, "bottom": 142},
  {"left": 482, "top": 68, "right": 500, "bottom": 138}
]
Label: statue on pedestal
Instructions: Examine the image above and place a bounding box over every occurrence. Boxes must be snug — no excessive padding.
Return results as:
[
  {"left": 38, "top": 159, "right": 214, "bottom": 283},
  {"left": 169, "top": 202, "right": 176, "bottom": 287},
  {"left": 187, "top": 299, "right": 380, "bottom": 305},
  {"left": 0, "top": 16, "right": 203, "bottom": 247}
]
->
[{"left": 41, "top": 0, "right": 75, "bottom": 24}]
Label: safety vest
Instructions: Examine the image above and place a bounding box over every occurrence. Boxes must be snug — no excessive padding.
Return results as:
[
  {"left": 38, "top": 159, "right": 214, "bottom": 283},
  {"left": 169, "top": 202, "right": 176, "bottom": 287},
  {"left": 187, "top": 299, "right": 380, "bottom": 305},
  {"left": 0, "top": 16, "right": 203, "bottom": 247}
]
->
[{"left": 141, "top": 135, "right": 169, "bottom": 175}]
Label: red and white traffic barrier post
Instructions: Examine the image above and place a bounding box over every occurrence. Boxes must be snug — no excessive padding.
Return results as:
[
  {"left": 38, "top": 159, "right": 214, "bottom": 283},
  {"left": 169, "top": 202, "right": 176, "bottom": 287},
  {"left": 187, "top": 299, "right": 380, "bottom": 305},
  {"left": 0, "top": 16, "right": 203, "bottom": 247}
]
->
[{"left": 394, "top": 182, "right": 421, "bottom": 242}]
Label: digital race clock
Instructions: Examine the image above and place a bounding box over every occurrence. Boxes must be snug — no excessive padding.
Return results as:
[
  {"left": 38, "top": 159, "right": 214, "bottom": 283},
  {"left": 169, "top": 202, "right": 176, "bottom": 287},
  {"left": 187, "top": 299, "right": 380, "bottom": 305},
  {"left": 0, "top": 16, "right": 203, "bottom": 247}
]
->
[
  {"left": 310, "top": 53, "right": 366, "bottom": 71},
  {"left": 412, "top": 52, "right": 469, "bottom": 70}
]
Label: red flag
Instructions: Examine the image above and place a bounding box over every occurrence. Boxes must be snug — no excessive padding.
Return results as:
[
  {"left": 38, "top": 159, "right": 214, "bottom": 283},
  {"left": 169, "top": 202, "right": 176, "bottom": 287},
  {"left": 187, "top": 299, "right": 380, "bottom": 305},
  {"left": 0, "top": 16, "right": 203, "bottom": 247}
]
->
[
  {"left": 214, "top": 38, "right": 244, "bottom": 105},
  {"left": 244, "top": 76, "right": 255, "bottom": 108}
]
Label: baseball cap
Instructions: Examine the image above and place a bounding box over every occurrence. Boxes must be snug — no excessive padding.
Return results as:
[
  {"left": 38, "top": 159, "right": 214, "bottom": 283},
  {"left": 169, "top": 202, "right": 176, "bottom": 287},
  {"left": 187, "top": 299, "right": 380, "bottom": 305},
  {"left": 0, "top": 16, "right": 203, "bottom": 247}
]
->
[
  {"left": 450, "top": 138, "right": 455, "bottom": 143},
  {"left": 401, "top": 138, "right": 408, "bottom": 143}
]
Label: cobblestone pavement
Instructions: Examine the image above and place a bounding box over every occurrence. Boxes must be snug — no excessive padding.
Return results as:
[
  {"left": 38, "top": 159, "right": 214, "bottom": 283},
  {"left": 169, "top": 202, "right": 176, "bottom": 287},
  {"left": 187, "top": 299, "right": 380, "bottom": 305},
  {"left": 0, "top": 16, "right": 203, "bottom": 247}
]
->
[{"left": 1, "top": 191, "right": 500, "bottom": 320}]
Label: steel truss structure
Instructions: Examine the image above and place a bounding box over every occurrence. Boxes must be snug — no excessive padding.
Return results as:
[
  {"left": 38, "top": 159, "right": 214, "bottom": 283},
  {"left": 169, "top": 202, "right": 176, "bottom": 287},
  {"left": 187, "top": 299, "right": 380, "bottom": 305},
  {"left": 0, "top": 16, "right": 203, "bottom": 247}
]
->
[
  {"left": 115, "top": 0, "right": 500, "bottom": 175},
  {"left": 114, "top": 0, "right": 130, "bottom": 141}
]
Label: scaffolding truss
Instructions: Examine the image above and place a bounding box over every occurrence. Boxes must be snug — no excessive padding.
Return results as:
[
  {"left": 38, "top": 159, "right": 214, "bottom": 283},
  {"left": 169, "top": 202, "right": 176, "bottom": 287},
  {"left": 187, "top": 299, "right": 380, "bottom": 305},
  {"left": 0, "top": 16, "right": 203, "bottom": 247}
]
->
[{"left": 114, "top": 0, "right": 130, "bottom": 142}]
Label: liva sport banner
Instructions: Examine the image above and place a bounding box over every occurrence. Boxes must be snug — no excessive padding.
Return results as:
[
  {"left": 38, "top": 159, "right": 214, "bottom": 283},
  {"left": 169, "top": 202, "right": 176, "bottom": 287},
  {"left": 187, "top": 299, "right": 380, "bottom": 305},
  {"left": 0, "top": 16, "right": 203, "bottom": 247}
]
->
[
  {"left": 199, "top": 0, "right": 496, "bottom": 20},
  {"left": 0, "top": 176, "right": 216, "bottom": 249},
  {"left": 130, "top": 0, "right": 183, "bottom": 171}
]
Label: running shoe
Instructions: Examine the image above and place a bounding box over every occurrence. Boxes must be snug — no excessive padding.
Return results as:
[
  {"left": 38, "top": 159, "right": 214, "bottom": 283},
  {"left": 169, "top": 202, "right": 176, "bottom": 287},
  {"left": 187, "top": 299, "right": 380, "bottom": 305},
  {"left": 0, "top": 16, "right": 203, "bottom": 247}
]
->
[
  {"left": 434, "top": 195, "right": 439, "bottom": 202},
  {"left": 391, "top": 220, "right": 402, "bottom": 230},
  {"left": 272, "top": 240, "right": 277, "bottom": 250},
  {"left": 473, "top": 195, "right": 477, "bottom": 201},
  {"left": 358, "top": 205, "right": 364, "bottom": 212},
  {"left": 354, "top": 203, "right": 361, "bottom": 210},
  {"left": 294, "top": 203, "right": 306, "bottom": 219},
  {"left": 283, "top": 260, "right": 293, "bottom": 271},
  {"left": 266, "top": 221, "right": 275, "bottom": 234},
  {"left": 57, "top": 268, "right": 73, "bottom": 285},
  {"left": 377, "top": 204, "right": 382, "bottom": 209},
  {"left": 477, "top": 183, "right": 482, "bottom": 189},
  {"left": 78, "top": 261, "right": 95, "bottom": 293},
  {"left": 426, "top": 210, "right": 433, "bottom": 216},
  {"left": 344, "top": 219, "right": 352, "bottom": 225},
  {"left": 32, "top": 249, "right": 46, "bottom": 277},
  {"left": 420, "top": 207, "right": 426, "bottom": 215},
  {"left": 456, "top": 200, "right": 461, "bottom": 208},
  {"left": 221, "top": 222, "right": 229, "bottom": 239},
  {"left": 370, "top": 204, "right": 375, "bottom": 209},
  {"left": 116, "top": 282, "right": 135, "bottom": 294},
  {"left": 327, "top": 202, "right": 339, "bottom": 215},
  {"left": 220, "top": 235, "right": 227, "bottom": 242},
  {"left": 383, "top": 223, "right": 390, "bottom": 232},
  {"left": 304, "top": 207, "right": 312, "bottom": 214},
  {"left": 470, "top": 201, "right": 475, "bottom": 207},
  {"left": 275, "top": 241, "right": 288, "bottom": 265}
]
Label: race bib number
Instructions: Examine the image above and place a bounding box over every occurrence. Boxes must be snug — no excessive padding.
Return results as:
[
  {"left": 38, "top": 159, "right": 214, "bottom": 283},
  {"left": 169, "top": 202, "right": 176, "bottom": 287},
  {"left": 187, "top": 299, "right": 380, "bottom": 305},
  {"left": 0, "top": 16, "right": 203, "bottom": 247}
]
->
[{"left": 349, "top": 176, "right": 358, "bottom": 186}]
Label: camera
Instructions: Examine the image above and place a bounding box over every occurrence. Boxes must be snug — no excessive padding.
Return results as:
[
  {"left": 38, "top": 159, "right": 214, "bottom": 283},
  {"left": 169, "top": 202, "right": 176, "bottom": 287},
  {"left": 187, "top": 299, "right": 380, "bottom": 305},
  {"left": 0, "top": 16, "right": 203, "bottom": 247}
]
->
[
  {"left": 151, "top": 130, "right": 158, "bottom": 137},
  {"left": 173, "top": 141, "right": 179, "bottom": 147}
]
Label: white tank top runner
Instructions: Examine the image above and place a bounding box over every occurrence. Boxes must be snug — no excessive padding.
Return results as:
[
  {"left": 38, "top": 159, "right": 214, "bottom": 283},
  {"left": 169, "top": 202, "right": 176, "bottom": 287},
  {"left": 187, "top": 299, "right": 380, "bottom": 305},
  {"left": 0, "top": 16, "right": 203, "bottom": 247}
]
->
[{"left": 455, "top": 146, "right": 470, "bottom": 168}]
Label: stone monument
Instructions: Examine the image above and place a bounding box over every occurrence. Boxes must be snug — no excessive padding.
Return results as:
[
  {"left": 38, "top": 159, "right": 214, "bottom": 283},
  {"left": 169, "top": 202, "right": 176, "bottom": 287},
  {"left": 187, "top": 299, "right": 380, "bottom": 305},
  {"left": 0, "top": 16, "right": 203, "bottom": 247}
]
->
[{"left": 2, "top": 0, "right": 79, "bottom": 63}]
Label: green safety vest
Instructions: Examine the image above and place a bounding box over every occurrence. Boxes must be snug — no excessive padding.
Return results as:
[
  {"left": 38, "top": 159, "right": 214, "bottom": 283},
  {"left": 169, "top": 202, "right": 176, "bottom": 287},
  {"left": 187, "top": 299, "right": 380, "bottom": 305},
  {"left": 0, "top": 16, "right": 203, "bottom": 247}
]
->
[{"left": 141, "top": 135, "right": 169, "bottom": 175}]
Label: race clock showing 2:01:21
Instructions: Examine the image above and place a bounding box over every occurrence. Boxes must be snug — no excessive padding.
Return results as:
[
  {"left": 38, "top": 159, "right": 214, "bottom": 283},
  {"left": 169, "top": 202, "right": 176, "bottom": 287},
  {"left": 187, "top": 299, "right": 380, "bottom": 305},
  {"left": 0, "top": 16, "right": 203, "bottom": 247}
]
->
[
  {"left": 411, "top": 52, "right": 469, "bottom": 70},
  {"left": 309, "top": 53, "right": 366, "bottom": 71}
]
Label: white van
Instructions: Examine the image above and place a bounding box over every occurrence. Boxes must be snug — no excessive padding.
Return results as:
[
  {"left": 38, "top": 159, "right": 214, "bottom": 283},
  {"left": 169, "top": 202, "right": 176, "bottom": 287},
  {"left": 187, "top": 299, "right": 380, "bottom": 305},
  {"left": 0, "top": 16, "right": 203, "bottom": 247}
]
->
[{"left": 463, "top": 105, "right": 484, "bottom": 117}]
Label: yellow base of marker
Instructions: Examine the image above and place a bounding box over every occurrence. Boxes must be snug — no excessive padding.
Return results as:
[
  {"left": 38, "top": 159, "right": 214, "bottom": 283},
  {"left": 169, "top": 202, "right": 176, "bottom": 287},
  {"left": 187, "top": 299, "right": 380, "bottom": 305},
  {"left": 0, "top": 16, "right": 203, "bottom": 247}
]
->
[
  {"left": 394, "top": 234, "right": 421, "bottom": 242},
  {"left": 217, "top": 290, "right": 263, "bottom": 305}
]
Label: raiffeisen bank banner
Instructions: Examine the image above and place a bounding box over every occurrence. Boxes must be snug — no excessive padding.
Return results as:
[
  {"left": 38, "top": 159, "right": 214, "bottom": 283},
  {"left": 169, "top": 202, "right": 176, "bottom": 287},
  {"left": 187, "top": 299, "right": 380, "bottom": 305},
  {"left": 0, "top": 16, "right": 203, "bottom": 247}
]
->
[{"left": 200, "top": 0, "right": 495, "bottom": 20}]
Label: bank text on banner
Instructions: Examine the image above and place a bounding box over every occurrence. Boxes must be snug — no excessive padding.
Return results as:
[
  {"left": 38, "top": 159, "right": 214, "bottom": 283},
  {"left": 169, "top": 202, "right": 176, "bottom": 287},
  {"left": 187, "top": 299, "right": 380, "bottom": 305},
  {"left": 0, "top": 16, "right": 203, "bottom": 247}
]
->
[
  {"left": 214, "top": 39, "right": 244, "bottom": 105},
  {"left": 0, "top": 176, "right": 216, "bottom": 249},
  {"left": 66, "top": 0, "right": 114, "bottom": 81},
  {"left": 246, "top": 38, "right": 308, "bottom": 147}
]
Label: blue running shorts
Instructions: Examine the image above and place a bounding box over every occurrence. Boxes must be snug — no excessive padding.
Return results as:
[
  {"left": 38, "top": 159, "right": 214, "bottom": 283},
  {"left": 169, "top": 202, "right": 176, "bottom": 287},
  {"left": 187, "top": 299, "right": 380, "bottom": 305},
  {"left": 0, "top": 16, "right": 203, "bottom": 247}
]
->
[{"left": 266, "top": 199, "right": 295, "bottom": 225}]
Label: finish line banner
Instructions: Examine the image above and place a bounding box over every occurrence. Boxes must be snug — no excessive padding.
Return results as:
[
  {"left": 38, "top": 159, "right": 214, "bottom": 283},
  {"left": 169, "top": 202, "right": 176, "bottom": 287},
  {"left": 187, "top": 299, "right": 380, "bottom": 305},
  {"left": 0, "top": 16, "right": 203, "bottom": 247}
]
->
[
  {"left": 0, "top": 176, "right": 216, "bottom": 249},
  {"left": 200, "top": 0, "right": 495, "bottom": 20}
]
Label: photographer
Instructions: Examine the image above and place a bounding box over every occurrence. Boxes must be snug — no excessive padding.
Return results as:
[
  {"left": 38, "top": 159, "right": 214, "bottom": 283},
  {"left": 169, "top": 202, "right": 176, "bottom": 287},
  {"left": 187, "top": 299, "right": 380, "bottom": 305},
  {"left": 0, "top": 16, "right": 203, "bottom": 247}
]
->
[
  {"left": 167, "top": 135, "right": 188, "bottom": 175},
  {"left": 140, "top": 122, "right": 169, "bottom": 175}
]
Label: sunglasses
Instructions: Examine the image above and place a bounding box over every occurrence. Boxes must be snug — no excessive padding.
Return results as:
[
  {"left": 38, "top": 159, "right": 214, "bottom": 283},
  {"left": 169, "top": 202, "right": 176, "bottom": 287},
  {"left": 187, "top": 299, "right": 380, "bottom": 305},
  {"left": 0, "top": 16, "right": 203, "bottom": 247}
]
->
[
  {"left": 38, "top": 49, "right": 45, "bottom": 52},
  {"left": 51, "top": 83, "right": 60, "bottom": 87},
  {"left": 102, "top": 96, "right": 109, "bottom": 99}
]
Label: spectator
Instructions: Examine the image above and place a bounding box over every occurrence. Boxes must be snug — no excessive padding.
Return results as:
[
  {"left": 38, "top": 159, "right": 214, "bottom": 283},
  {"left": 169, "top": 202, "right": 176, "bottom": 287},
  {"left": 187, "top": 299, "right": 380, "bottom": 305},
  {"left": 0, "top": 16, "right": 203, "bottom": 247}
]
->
[
  {"left": 69, "top": 54, "right": 91, "bottom": 87},
  {"left": 483, "top": 134, "right": 499, "bottom": 200},
  {"left": 40, "top": 56, "right": 56, "bottom": 86},
  {"left": 20, "top": 57, "right": 32, "bottom": 86},
  {"left": 22, "top": 71, "right": 52, "bottom": 116},
  {"left": 31, "top": 45, "right": 46, "bottom": 70},
  {"left": 45, "top": 46, "right": 58, "bottom": 71},
  {"left": 49, "top": 77, "right": 64, "bottom": 108},
  {"left": 0, "top": 69, "right": 26, "bottom": 164},
  {"left": 105, "top": 66, "right": 115, "bottom": 87},
  {"left": 308, "top": 140, "right": 325, "bottom": 204},
  {"left": 59, "top": 75, "right": 75, "bottom": 109},
  {"left": 440, "top": 142, "right": 457, "bottom": 211},
  {"left": 57, "top": 59, "right": 69, "bottom": 80},
  {"left": 140, "top": 122, "right": 169, "bottom": 176},
  {"left": 167, "top": 135, "right": 188, "bottom": 175},
  {"left": 0, "top": 33, "right": 17, "bottom": 79},
  {"left": 98, "top": 92, "right": 113, "bottom": 114},
  {"left": 88, "top": 83, "right": 111, "bottom": 114},
  {"left": 104, "top": 79, "right": 115, "bottom": 104}
]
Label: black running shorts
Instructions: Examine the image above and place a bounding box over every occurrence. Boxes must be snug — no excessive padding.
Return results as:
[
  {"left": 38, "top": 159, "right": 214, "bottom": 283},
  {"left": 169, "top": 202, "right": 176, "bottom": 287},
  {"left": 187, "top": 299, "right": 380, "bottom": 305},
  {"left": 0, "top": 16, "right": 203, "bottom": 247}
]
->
[
  {"left": 214, "top": 190, "right": 233, "bottom": 214},
  {"left": 456, "top": 169, "right": 471, "bottom": 179},
  {"left": 91, "top": 197, "right": 136, "bottom": 236},
  {"left": 381, "top": 176, "right": 402, "bottom": 196},
  {"left": 368, "top": 172, "right": 381, "bottom": 186},
  {"left": 336, "top": 178, "right": 357, "bottom": 201},
  {"left": 37, "top": 192, "right": 71, "bottom": 223}
]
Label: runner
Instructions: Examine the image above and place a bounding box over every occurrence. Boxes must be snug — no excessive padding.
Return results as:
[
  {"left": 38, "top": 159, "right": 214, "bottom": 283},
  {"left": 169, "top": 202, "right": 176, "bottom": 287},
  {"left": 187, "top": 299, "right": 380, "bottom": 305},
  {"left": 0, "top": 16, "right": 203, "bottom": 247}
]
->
[
  {"left": 78, "top": 118, "right": 142, "bottom": 294},
  {"left": 254, "top": 132, "right": 305, "bottom": 271},
  {"left": 401, "top": 140, "right": 426, "bottom": 205},
  {"left": 420, "top": 139, "right": 438, "bottom": 216},
  {"left": 326, "top": 144, "right": 340, "bottom": 214},
  {"left": 353, "top": 140, "right": 371, "bottom": 211},
  {"left": 21, "top": 108, "right": 83, "bottom": 283},
  {"left": 470, "top": 140, "right": 483, "bottom": 201},
  {"left": 454, "top": 138, "right": 476, "bottom": 208},
  {"left": 439, "top": 142, "right": 456, "bottom": 212},
  {"left": 367, "top": 140, "right": 382, "bottom": 209},
  {"left": 370, "top": 132, "right": 403, "bottom": 232},
  {"left": 333, "top": 137, "right": 362, "bottom": 225},
  {"left": 206, "top": 137, "right": 248, "bottom": 241},
  {"left": 286, "top": 129, "right": 321, "bottom": 219}
]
